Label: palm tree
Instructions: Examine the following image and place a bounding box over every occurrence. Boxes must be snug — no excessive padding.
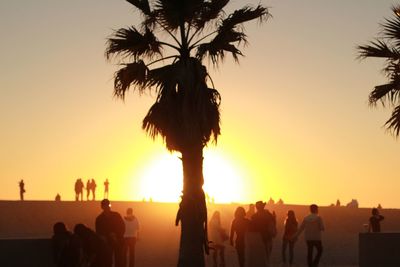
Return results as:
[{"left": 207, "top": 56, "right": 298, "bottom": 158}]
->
[
  {"left": 106, "top": 1, "right": 270, "bottom": 266},
  {"left": 358, "top": 5, "right": 400, "bottom": 137}
]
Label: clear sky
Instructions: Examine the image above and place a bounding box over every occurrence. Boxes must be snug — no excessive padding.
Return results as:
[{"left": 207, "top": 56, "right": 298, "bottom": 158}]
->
[{"left": 0, "top": 0, "right": 399, "bottom": 207}]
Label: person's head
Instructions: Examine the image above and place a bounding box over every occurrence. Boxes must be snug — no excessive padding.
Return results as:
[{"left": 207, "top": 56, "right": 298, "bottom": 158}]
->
[
  {"left": 74, "top": 223, "right": 88, "bottom": 237},
  {"left": 234, "top": 207, "right": 246, "bottom": 219},
  {"left": 211, "top": 211, "right": 221, "bottom": 223},
  {"left": 101, "top": 199, "right": 111, "bottom": 211},
  {"left": 53, "top": 222, "right": 67, "bottom": 235},
  {"left": 127, "top": 208, "right": 133, "bottom": 216},
  {"left": 310, "top": 204, "right": 318, "bottom": 214},
  {"left": 255, "top": 201, "right": 266, "bottom": 211},
  {"left": 372, "top": 208, "right": 379, "bottom": 216},
  {"left": 287, "top": 210, "right": 296, "bottom": 220},
  {"left": 248, "top": 204, "right": 255, "bottom": 211}
]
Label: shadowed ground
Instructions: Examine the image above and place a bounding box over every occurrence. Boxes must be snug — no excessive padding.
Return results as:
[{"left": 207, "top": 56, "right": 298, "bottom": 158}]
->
[{"left": 1, "top": 200, "right": 399, "bottom": 266}]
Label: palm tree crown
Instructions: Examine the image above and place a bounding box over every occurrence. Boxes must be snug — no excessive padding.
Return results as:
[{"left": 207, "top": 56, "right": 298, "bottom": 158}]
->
[
  {"left": 358, "top": 5, "right": 400, "bottom": 136},
  {"left": 106, "top": 0, "right": 270, "bottom": 151}
]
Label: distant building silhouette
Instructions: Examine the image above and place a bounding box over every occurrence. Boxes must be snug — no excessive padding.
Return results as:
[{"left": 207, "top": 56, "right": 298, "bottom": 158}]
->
[
  {"left": 19, "top": 179, "right": 25, "bottom": 201},
  {"left": 277, "top": 198, "right": 284, "bottom": 205}
]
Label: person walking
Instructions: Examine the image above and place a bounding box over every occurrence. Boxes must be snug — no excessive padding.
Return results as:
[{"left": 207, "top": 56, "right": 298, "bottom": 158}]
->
[
  {"left": 86, "top": 179, "right": 92, "bottom": 201},
  {"left": 104, "top": 179, "right": 110, "bottom": 199},
  {"left": 95, "top": 199, "right": 125, "bottom": 267},
  {"left": 91, "top": 179, "right": 97, "bottom": 201},
  {"left": 251, "top": 201, "right": 276, "bottom": 263},
  {"left": 19, "top": 179, "right": 25, "bottom": 201},
  {"left": 124, "top": 208, "right": 140, "bottom": 267},
  {"left": 209, "top": 211, "right": 227, "bottom": 267},
  {"left": 282, "top": 210, "right": 298, "bottom": 265},
  {"left": 294, "top": 204, "right": 324, "bottom": 267},
  {"left": 369, "top": 208, "right": 384, "bottom": 233},
  {"left": 230, "top": 207, "right": 250, "bottom": 267}
]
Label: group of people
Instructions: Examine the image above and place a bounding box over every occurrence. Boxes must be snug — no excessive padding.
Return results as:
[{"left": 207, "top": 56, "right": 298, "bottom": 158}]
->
[
  {"left": 52, "top": 199, "right": 139, "bottom": 267},
  {"left": 210, "top": 202, "right": 324, "bottom": 267},
  {"left": 74, "top": 178, "right": 110, "bottom": 201}
]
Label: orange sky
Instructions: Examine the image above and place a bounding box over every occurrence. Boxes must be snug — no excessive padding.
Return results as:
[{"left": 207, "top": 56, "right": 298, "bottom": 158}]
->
[{"left": 0, "top": 1, "right": 399, "bottom": 207}]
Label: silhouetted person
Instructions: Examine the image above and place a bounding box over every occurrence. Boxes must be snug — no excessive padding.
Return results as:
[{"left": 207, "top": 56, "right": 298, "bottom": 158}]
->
[
  {"left": 246, "top": 204, "right": 255, "bottom": 219},
  {"left": 369, "top": 208, "right": 384, "bottom": 233},
  {"left": 336, "top": 199, "right": 341, "bottom": 207},
  {"left": 251, "top": 201, "right": 276, "bottom": 263},
  {"left": 294, "top": 204, "right": 324, "bottom": 267},
  {"left": 282, "top": 210, "right": 298, "bottom": 265},
  {"left": 104, "top": 179, "right": 109, "bottom": 199},
  {"left": 19, "top": 179, "right": 25, "bottom": 201},
  {"left": 74, "top": 179, "right": 84, "bottom": 201},
  {"left": 95, "top": 199, "right": 125, "bottom": 267},
  {"left": 55, "top": 193, "right": 61, "bottom": 202},
  {"left": 74, "top": 223, "right": 108, "bottom": 267},
  {"left": 52, "top": 222, "right": 81, "bottom": 267},
  {"left": 124, "top": 208, "right": 140, "bottom": 267},
  {"left": 209, "top": 211, "right": 227, "bottom": 267},
  {"left": 230, "top": 207, "right": 250, "bottom": 267},
  {"left": 91, "top": 179, "right": 97, "bottom": 201},
  {"left": 86, "top": 179, "right": 91, "bottom": 201}
]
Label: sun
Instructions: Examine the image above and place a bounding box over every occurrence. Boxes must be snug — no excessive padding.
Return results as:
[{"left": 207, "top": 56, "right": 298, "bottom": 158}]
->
[{"left": 137, "top": 150, "right": 244, "bottom": 203}]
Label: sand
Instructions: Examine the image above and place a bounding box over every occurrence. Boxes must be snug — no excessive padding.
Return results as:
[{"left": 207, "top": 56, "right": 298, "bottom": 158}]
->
[{"left": 1, "top": 200, "right": 399, "bottom": 266}]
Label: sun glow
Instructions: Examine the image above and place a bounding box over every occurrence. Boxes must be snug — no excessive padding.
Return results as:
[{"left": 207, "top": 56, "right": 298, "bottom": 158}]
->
[{"left": 137, "top": 150, "right": 244, "bottom": 203}]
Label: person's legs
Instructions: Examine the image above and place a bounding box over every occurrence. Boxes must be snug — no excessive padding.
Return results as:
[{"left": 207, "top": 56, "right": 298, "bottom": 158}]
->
[
  {"left": 312, "top": 241, "right": 323, "bottom": 267},
  {"left": 219, "top": 245, "right": 225, "bottom": 267},
  {"left": 236, "top": 243, "right": 245, "bottom": 267},
  {"left": 128, "top": 237, "right": 137, "bottom": 267},
  {"left": 288, "top": 240, "right": 295, "bottom": 265},
  {"left": 282, "top": 239, "right": 288, "bottom": 263},
  {"left": 306, "top": 241, "right": 314, "bottom": 267}
]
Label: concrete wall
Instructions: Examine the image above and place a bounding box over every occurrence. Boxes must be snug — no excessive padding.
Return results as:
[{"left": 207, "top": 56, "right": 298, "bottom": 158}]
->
[
  {"left": 359, "top": 233, "right": 400, "bottom": 267},
  {"left": 0, "top": 239, "right": 54, "bottom": 267}
]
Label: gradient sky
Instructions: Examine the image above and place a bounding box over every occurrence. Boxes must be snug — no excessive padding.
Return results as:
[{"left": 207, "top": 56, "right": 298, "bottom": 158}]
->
[{"left": 0, "top": 0, "right": 399, "bottom": 207}]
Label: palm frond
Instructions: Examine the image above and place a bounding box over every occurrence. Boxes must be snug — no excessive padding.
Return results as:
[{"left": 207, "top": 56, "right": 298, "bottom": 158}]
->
[
  {"left": 385, "top": 105, "right": 400, "bottom": 136},
  {"left": 126, "top": 0, "right": 151, "bottom": 16},
  {"left": 106, "top": 27, "right": 162, "bottom": 60},
  {"left": 369, "top": 83, "right": 398, "bottom": 105},
  {"left": 220, "top": 5, "right": 270, "bottom": 32},
  {"left": 357, "top": 40, "right": 400, "bottom": 59},
  {"left": 114, "top": 61, "right": 148, "bottom": 99},
  {"left": 154, "top": 0, "right": 204, "bottom": 31},
  {"left": 193, "top": 0, "right": 230, "bottom": 29},
  {"left": 196, "top": 29, "right": 245, "bottom": 63}
]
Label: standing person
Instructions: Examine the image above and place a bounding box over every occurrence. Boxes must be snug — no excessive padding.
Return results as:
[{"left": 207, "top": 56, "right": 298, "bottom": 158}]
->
[
  {"left": 75, "top": 179, "right": 84, "bottom": 201},
  {"left": 91, "top": 179, "right": 97, "bottom": 201},
  {"left": 52, "top": 222, "right": 82, "bottom": 267},
  {"left": 369, "top": 208, "right": 384, "bottom": 233},
  {"left": 86, "top": 179, "right": 92, "bottom": 201},
  {"left": 282, "top": 210, "right": 298, "bottom": 265},
  {"left": 19, "top": 179, "right": 25, "bottom": 201},
  {"left": 104, "top": 179, "right": 110, "bottom": 199},
  {"left": 95, "top": 199, "right": 125, "bottom": 267},
  {"left": 251, "top": 201, "right": 276, "bottom": 263},
  {"left": 246, "top": 204, "right": 255, "bottom": 219},
  {"left": 209, "top": 211, "right": 227, "bottom": 267},
  {"left": 124, "top": 208, "right": 140, "bottom": 267},
  {"left": 230, "top": 207, "right": 250, "bottom": 267},
  {"left": 294, "top": 204, "right": 324, "bottom": 267}
]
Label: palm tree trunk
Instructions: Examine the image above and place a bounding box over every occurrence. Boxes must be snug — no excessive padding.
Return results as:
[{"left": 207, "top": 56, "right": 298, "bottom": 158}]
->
[{"left": 177, "top": 144, "right": 208, "bottom": 267}]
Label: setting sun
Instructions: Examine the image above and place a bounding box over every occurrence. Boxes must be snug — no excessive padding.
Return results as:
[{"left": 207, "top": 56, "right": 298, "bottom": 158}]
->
[{"left": 137, "top": 150, "right": 244, "bottom": 203}]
